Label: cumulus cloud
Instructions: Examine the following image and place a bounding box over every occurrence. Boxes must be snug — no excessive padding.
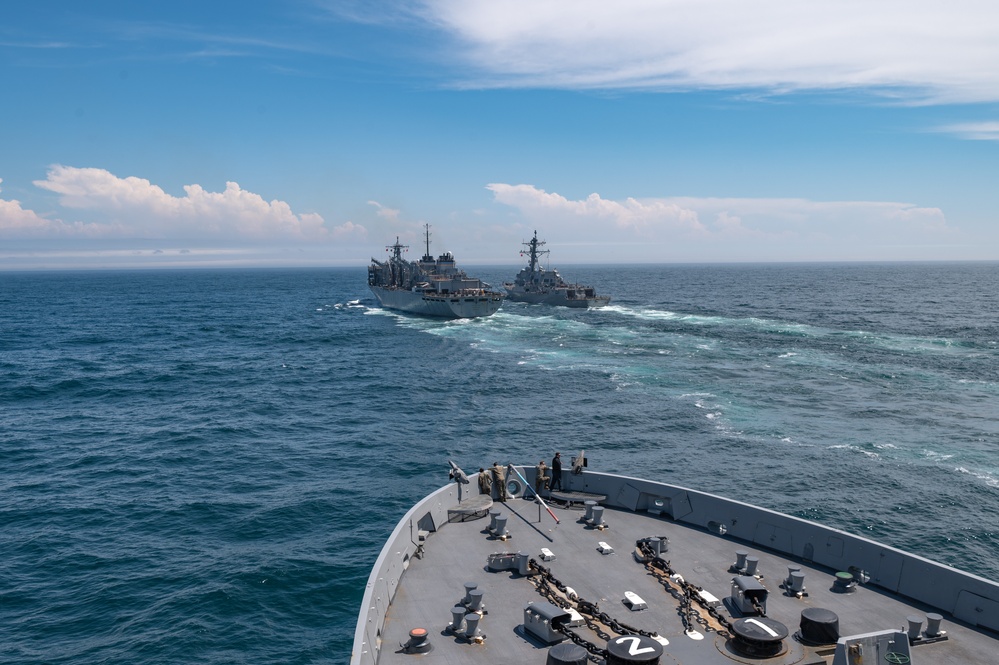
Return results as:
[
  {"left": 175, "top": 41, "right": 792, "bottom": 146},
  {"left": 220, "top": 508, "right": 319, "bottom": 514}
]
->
[
  {"left": 0, "top": 178, "right": 52, "bottom": 233},
  {"left": 487, "top": 183, "right": 958, "bottom": 260},
  {"left": 0, "top": 177, "right": 112, "bottom": 238},
  {"left": 368, "top": 200, "right": 401, "bottom": 221},
  {"left": 425, "top": 0, "right": 999, "bottom": 103},
  {"left": 30, "top": 165, "right": 344, "bottom": 243},
  {"left": 330, "top": 220, "right": 368, "bottom": 239},
  {"left": 487, "top": 183, "right": 705, "bottom": 235}
]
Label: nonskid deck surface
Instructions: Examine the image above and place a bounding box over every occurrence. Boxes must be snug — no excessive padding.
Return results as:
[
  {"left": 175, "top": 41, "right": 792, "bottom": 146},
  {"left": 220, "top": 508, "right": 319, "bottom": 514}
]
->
[{"left": 376, "top": 496, "right": 997, "bottom": 665}]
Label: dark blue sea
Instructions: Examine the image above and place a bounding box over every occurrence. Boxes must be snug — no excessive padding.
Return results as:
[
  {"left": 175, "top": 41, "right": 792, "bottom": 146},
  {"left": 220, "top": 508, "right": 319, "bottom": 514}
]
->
[{"left": 3, "top": 263, "right": 998, "bottom": 663}]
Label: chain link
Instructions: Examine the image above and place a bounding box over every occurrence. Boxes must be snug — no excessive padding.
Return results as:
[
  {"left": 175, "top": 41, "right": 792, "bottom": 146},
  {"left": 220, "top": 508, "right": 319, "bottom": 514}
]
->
[
  {"left": 525, "top": 538, "right": 751, "bottom": 659},
  {"left": 529, "top": 559, "right": 666, "bottom": 661},
  {"left": 635, "top": 538, "right": 736, "bottom": 638}
]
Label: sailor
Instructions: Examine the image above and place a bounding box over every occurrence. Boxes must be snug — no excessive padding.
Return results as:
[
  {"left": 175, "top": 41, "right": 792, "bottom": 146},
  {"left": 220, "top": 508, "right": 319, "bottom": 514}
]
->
[
  {"left": 535, "top": 460, "right": 549, "bottom": 494},
  {"left": 478, "top": 468, "right": 492, "bottom": 495},
  {"left": 491, "top": 462, "right": 508, "bottom": 502},
  {"left": 551, "top": 452, "right": 563, "bottom": 491}
]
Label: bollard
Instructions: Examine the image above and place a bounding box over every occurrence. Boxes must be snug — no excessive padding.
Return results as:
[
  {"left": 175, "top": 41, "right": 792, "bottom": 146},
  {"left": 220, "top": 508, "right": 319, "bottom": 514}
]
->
[
  {"left": 590, "top": 505, "right": 605, "bottom": 528},
  {"left": 734, "top": 550, "right": 748, "bottom": 571},
  {"left": 463, "top": 582, "right": 477, "bottom": 605},
  {"left": 925, "top": 613, "right": 944, "bottom": 637},
  {"left": 449, "top": 606, "right": 466, "bottom": 632}
]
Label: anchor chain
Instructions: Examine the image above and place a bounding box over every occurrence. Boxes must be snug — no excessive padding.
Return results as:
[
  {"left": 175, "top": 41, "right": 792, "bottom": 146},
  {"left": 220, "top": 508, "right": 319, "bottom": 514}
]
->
[
  {"left": 636, "top": 539, "right": 734, "bottom": 638},
  {"left": 529, "top": 559, "right": 662, "bottom": 662}
]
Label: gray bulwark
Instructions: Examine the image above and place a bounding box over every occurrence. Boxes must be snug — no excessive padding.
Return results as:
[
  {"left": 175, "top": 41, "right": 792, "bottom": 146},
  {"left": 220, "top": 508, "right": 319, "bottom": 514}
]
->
[{"left": 352, "top": 469, "right": 999, "bottom": 665}]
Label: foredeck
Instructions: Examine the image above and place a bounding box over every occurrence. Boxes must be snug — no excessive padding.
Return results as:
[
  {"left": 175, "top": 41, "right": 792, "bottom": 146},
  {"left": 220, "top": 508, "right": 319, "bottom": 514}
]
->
[{"left": 354, "top": 471, "right": 999, "bottom": 665}]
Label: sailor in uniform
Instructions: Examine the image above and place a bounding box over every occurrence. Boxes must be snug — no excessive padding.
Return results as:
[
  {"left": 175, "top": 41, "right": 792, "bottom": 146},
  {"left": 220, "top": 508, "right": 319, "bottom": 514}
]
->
[
  {"left": 478, "top": 468, "right": 492, "bottom": 495},
  {"left": 535, "top": 460, "right": 549, "bottom": 494},
  {"left": 491, "top": 462, "right": 508, "bottom": 501}
]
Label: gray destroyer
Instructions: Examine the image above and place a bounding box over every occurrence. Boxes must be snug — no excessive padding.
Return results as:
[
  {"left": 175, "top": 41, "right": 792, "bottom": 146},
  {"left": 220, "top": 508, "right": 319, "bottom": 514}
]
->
[
  {"left": 368, "top": 225, "right": 503, "bottom": 319},
  {"left": 504, "top": 231, "right": 610, "bottom": 308}
]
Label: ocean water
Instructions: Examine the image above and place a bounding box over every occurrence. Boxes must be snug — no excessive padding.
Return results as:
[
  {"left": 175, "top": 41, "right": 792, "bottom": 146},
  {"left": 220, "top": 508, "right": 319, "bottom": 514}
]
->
[{"left": 2, "top": 263, "right": 998, "bottom": 663}]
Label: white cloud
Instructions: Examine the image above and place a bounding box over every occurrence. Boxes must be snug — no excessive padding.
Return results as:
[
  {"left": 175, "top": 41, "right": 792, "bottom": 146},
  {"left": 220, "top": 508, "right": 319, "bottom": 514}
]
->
[
  {"left": 0, "top": 178, "right": 52, "bottom": 233},
  {"left": 368, "top": 200, "right": 401, "bottom": 221},
  {"left": 30, "top": 165, "right": 346, "bottom": 243},
  {"left": 0, "top": 177, "right": 111, "bottom": 237},
  {"left": 665, "top": 196, "right": 950, "bottom": 234},
  {"left": 487, "top": 183, "right": 960, "bottom": 261},
  {"left": 331, "top": 220, "right": 368, "bottom": 239},
  {"left": 487, "top": 183, "right": 705, "bottom": 235},
  {"left": 937, "top": 121, "right": 999, "bottom": 141},
  {"left": 426, "top": 0, "right": 999, "bottom": 103}
]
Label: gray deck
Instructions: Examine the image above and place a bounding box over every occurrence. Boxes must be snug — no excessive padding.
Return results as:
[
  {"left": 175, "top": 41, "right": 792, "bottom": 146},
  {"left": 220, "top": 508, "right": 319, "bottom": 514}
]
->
[{"left": 371, "top": 495, "right": 998, "bottom": 665}]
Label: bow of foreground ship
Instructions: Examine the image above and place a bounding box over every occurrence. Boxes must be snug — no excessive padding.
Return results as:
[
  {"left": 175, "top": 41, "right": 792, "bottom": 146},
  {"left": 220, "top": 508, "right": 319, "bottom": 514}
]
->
[
  {"left": 368, "top": 225, "right": 503, "bottom": 319},
  {"left": 352, "top": 458, "right": 999, "bottom": 665},
  {"left": 504, "top": 231, "right": 610, "bottom": 308}
]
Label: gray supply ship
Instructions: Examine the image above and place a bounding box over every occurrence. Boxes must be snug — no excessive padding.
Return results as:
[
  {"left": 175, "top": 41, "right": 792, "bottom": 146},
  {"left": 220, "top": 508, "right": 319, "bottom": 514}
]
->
[
  {"left": 351, "top": 456, "right": 999, "bottom": 665},
  {"left": 504, "top": 231, "right": 610, "bottom": 308},
  {"left": 368, "top": 225, "right": 503, "bottom": 319}
]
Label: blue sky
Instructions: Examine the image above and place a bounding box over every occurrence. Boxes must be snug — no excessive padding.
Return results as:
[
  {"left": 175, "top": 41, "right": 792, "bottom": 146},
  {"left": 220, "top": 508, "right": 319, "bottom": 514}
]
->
[{"left": 2, "top": 0, "right": 997, "bottom": 269}]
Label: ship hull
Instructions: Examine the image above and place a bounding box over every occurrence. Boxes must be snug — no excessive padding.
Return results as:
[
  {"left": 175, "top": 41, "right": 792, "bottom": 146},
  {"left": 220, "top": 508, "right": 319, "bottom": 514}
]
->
[
  {"left": 504, "top": 287, "right": 610, "bottom": 308},
  {"left": 370, "top": 286, "right": 502, "bottom": 319}
]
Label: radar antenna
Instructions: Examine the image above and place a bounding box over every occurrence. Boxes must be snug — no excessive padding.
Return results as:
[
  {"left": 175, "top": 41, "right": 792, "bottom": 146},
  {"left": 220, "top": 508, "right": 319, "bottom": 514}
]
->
[
  {"left": 386, "top": 236, "right": 408, "bottom": 261},
  {"left": 520, "top": 230, "right": 550, "bottom": 272},
  {"left": 422, "top": 223, "right": 434, "bottom": 262}
]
